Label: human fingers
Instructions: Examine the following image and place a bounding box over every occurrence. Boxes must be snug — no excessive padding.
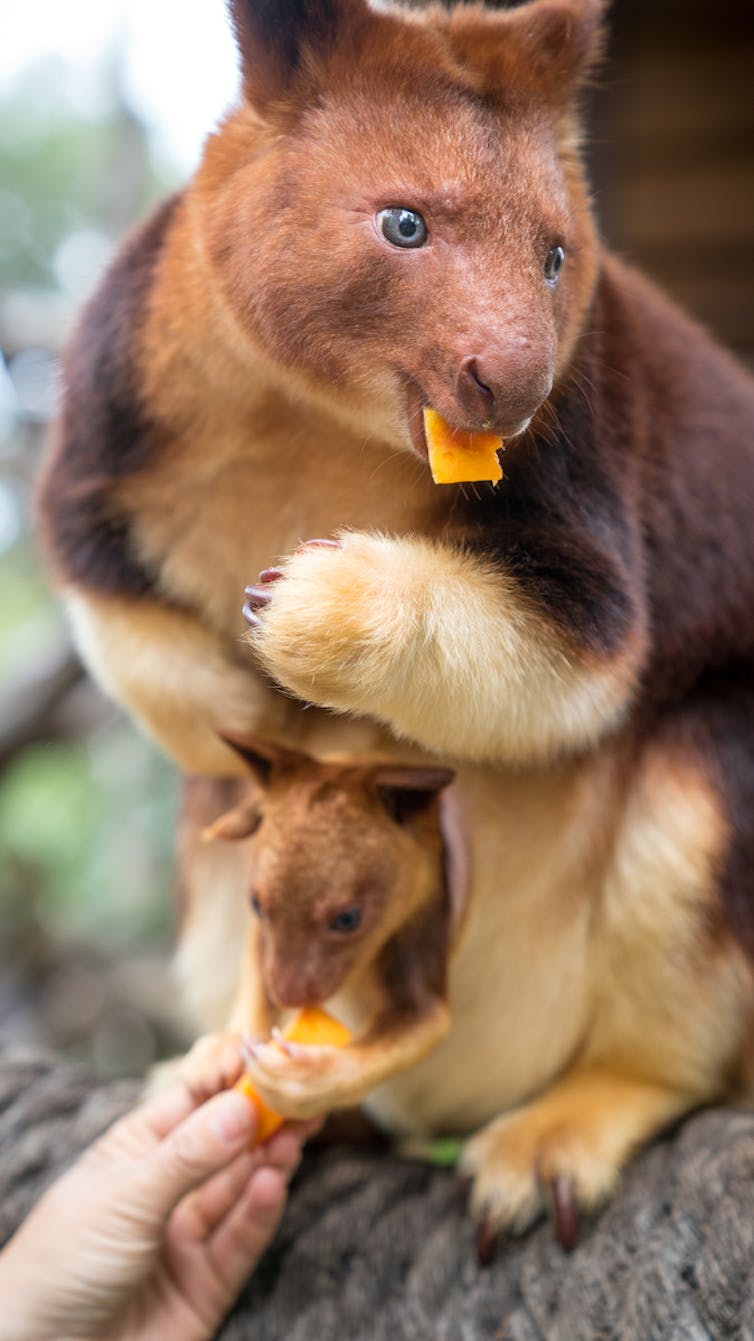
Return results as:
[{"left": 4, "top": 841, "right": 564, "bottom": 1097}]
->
[
  {"left": 173, "top": 1149, "right": 261, "bottom": 1243},
  {"left": 260, "top": 1118, "right": 322, "bottom": 1176},
  {"left": 207, "top": 1165, "right": 289, "bottom": 1297},
  {"left": 140, "top": 1089, "right": 258, "bottom": 1225},
  {"left": 175, "top": 1114, "right": 320, "bottom": 1241}
]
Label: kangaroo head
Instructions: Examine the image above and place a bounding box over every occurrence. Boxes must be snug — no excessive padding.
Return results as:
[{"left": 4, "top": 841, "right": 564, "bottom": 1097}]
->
[
  {"left": 197, "top": 0, "right": 604, "bottom": 459},
  {"left": 205, "top": 733, "right": 454, "bottom": 1009}
]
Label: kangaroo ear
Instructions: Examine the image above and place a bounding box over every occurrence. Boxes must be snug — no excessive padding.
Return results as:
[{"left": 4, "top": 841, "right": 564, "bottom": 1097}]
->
[
  {"left": 228, "top": 0, "right": 368, "bottom": 112},
  {"left": 447, "top": 0, "right": 606, "bottom": 103}
]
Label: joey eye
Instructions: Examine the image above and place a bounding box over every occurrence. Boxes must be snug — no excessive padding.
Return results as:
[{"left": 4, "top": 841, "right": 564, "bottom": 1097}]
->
[
  {"left": 377, "top": 208, "right": 428, "bottom": 249},
  {"left": 544, "top": 245, "right": 565, "bottom": 285},
  {"left": 250, "top": 893, "right": 262, "bottom": 917},
  {"left": 328, "top": 906, "right": 363, "bottom": 934}
]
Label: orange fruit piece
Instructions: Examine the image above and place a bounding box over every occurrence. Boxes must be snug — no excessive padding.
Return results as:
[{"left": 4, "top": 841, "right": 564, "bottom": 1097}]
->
[
  {"left": 423, "top": 407, "right": 503, "bottom": 484},
  {"left": 235, "top": 1006, "right": 353, "bottom": 1144}
]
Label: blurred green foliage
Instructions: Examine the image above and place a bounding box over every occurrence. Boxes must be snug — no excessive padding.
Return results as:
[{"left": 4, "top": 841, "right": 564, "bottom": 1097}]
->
[{"left": 0, "top": 61, "right": 185, "bottom": 1073}]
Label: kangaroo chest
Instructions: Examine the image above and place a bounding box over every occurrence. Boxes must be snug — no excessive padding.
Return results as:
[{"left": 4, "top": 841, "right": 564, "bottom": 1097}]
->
[{"left": 120, "top": 406, "right": 449, "bottom": 634}]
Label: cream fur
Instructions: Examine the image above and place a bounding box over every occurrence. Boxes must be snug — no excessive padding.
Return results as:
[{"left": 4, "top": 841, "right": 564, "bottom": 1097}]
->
[
  {"left": 64, "top": 589, "right": 280, "bottom": 775},
  {"left": 249, "top": 530, "right": 643, "bottom": 764}
]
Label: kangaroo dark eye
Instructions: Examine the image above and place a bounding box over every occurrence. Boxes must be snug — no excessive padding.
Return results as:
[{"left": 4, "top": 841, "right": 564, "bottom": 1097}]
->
[
  {"left": 328, "top": 906, "right": 363, "bottom": 934},
  {"left": 378, "top": 208, "right": 428, "bottom": 249},
  {"left": 544, "top": 245, "right": 565, "bottom": 284},
  {"left": 250, "top": 893, "right": 262, "bottom": 917}
]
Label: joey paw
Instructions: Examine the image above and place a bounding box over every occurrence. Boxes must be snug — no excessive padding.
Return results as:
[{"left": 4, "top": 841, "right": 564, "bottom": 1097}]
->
[
  {"left": 178, "top": 1031, "right": 245, "bottom": 1102},
  {"left": 241, "top": 1036, "right": 361, "bottom": 1118}
]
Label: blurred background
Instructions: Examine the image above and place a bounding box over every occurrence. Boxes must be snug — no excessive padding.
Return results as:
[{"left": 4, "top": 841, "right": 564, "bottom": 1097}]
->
[{"left": 1, "top": 0, "right": 753, "bottom": 1078}]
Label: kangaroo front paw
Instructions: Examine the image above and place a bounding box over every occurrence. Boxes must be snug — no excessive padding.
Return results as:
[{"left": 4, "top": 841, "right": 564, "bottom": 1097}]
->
[{"left": 242, "top": 532, "right": 419, "bottom": 717}]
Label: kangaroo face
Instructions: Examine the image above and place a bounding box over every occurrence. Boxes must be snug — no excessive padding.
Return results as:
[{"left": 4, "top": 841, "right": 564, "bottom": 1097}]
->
[{"left": 200, "top": 0, "right": 602, "bottom": 459}]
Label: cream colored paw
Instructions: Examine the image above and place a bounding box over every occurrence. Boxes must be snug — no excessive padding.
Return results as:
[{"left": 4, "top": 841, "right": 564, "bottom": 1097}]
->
[{"left": 242, "top": 532, "right": 423, "bottom": 716}]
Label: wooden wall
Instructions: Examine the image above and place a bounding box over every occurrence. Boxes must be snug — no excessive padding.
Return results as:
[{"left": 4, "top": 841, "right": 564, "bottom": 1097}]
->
[{"left": 590, "top": 0, "right": 754, "bottom": 364}]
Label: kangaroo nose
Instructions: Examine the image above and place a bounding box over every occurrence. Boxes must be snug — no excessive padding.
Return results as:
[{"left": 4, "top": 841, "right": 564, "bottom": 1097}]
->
[
  {"left": 455, "top": 347, "right": 554, "bottom": 435},
  {"left": 458, "top": 356, "right": 496, "bottom": 423}
]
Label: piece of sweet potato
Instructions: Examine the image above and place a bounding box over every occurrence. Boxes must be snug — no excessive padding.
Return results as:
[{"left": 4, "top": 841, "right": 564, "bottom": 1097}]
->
[
  {"left": 424, "top": 407, "right": 503, "bottom": 485},
  {"left": 235, "top": 1006, "right": 353, "bottom": 1143}
]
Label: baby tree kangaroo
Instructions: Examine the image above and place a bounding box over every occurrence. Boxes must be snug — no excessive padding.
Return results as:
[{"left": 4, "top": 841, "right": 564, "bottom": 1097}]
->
[
  {"left": 181, "top": 735, "right": 456, "bottom": 1119},
  {"left": 37, "top": 0, "right": 754, "bottom": 1248}
]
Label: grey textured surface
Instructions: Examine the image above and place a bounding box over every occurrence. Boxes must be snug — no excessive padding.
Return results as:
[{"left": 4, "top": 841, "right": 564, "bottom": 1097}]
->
[{"left": 2, "top": 1039, "right": 754, "bottom": 1341}]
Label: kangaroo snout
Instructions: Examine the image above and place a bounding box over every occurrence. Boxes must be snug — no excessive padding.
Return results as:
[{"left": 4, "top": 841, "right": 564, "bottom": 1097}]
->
[{"left": 456, "top": 346, "right": 553, "bottom": 436}]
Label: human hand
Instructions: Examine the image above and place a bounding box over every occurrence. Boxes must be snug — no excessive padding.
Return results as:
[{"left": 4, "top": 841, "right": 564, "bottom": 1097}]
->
[{"left": 0, "top": 1082, "right": 317, "bottom": 1341}]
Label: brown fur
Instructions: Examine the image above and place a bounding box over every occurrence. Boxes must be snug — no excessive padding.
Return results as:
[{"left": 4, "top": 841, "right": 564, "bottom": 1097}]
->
[
  {"left": 36, "top": 0, "right": 754, "bottom": 1237},
  {"left": 177, "top": 736, "right": 454, "bottom": 1112}
]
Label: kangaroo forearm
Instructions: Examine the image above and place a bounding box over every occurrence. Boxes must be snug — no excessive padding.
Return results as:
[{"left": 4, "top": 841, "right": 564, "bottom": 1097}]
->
[{"left": 250, "top": 532, "right": 646, "bottom": 765}]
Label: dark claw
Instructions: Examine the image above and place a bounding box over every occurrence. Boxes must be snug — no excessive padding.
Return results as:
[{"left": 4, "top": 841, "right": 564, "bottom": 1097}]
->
[
  {"left": 258, "top": 567, "right": 284, "bottom": 584},
  {"left": 476, "top": 1210, "right": 498, "bottom": 1267},
  {"left": 549, "top": 1174, "right": 579, "bottom": 1252},
  {"left": 297, "top": 537, "right": 342, "bottom": 552}
]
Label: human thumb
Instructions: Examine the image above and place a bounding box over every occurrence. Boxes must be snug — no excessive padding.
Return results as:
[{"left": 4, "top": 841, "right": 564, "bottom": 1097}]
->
[{"left": 142, "top": 1090, "right": 257, "bottom": 1223}]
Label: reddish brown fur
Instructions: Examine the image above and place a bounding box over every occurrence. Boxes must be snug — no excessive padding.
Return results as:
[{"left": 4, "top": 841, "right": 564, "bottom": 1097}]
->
[{"left": 35, "top": 0, "right": 754, "bottom": 1238}]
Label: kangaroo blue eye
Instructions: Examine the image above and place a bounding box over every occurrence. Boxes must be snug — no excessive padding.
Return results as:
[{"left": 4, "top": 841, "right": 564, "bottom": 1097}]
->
[
  {"left": 329, "top": 906, "right": 363, "bottom": 933},
  {"left": 544, "top": 245, "right": 565, "bottom": 283},
  {"left": 378, "top": 208, "right": 428, "bottom": 249}
]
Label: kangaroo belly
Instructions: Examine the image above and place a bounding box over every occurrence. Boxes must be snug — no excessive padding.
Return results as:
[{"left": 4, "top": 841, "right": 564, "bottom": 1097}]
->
[{"left": 362, "top": 757, "right": 613, "bottom": 1135}]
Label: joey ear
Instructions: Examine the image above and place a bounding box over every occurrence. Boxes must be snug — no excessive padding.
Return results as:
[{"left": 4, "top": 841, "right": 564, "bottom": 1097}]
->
[
  {"left": 447, "top": 0, "right": 606, "bottom": 103},
  {"left": 218, "top": 730, "right": 313, "bottom": 784},
  {"left": 228, "top": 0, "right": 369, "bottom": 112},
  {"left": 371, "top": 765, "right": 455, "bottom": 826},
  {"left": 202, "top": 800, "right": 262, "bottom": 843}
]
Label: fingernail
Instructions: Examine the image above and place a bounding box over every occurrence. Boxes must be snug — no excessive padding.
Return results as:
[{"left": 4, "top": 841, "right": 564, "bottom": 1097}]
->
[{"left": 209, "top": 1091, "right": 255, "bottom": 1145}]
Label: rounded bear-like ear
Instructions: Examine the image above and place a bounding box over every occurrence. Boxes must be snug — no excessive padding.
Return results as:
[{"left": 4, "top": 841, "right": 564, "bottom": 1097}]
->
[
  {"left": 446, "top": 0, "right": 607, "bottom": 104},
  {"left": 201, "top": 799, "right": 262, "bottom": 842},
  {"left": 218, "top": 730, "right": 314, "bottom": 785},
  {"left": 370, "top": 763, "right": 455, "bottom": 827},
  {"left": 228, "top": 0, "right": 370, "bottom": 113}
]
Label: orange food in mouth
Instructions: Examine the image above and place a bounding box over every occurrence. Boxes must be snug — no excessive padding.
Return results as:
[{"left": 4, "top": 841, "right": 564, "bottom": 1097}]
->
[
  {"left": 235, "top": 1006, "right": 353, "bottom": 1144},
  {"left": 423, "top": 407, "right": 503, "bottom": 485}
]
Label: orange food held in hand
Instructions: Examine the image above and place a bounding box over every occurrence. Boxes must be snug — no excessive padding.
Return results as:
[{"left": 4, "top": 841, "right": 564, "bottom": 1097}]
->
[
  {"left": 424, "top": 407, "right": 503, "bottom": 484},
  {"left": 235, "top": 1006, "right": 353, "bottom": 1144}
]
